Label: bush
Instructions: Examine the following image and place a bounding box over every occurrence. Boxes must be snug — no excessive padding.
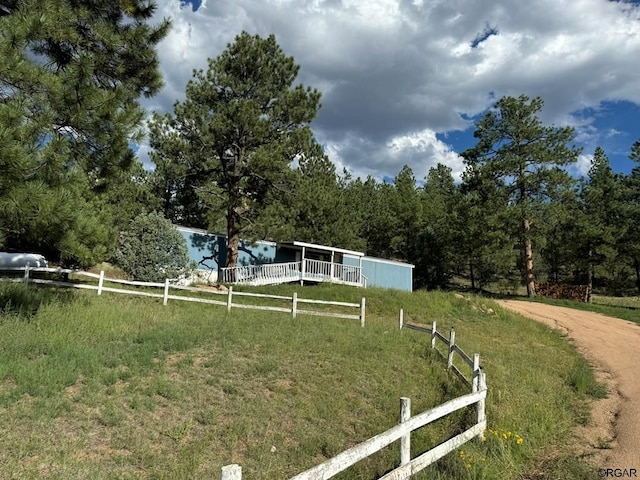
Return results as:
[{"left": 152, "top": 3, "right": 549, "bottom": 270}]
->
[{"left": 113, "top": 212, "right": 190, "bottom": 282}]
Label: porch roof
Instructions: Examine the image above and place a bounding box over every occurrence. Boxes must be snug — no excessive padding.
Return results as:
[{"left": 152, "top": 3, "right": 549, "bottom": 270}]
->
[{"left": 278, "top": 241, "right": 364, "bottom": 257}]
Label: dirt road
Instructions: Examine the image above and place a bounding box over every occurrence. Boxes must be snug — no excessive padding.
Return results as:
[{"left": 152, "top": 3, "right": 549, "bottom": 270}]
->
[{"left": 497, "top": 300, "right": 640, "bottom": 470}]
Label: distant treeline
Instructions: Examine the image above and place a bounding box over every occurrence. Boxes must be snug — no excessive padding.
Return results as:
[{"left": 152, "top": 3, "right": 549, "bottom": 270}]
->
[{"left": 1, "top": 9, "right": 638, "bottom": 295}]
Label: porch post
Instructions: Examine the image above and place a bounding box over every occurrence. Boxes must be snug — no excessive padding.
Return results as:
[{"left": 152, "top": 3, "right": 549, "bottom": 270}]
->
[
  {"left": 330, "top": 250, "right": 335, "bottom": 280},
  {"left": 359, "top": 256, "right": 363, "bottom": 286},
  {"left": 300, "top": 246, "right": 306, "bottom": 286}
]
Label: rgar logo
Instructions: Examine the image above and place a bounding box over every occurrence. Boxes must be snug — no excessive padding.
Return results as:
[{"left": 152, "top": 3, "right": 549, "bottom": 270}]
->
[{"left": 598, "top": 468, "right": 638, "bottom": 478}]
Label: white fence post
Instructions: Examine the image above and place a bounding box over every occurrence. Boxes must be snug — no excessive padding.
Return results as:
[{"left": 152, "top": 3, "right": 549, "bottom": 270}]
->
[
  {"left": 163, "top": 278, "right": 170, "bottom": 306},
  {"left": 360, "top": 297, "right": 366, "bottom": 327},
  {"left": 400, "top": 397, "right": 411, "bottom": 467},
  {"left": 477, "top": 372, "right": 487, "bottom": 438},
  {"left": 227, "top": 286, "right": 233, "bottom": 313},
  {"left": 97, "top": 270, "right": 104, "bottom": 296},
  {"left": 23, "top": 266, "right": 30, "bottom": 285},
  {"left": 430, "top": 320, "right": 437, "bottom": 349},
  {"left": 399, "top": 308, "right": 404, "bottom": 330},
  {"left": 472, "top": 353, "right": 480, "bottom": 393},
  {"left": 292, "top": 292, "right": 298, "bottom": 318},
  {"left": 221, "top": 464, "right": 242, "bottom": 480},
  {"left": 447, "top": 327, "right": 456, "bottom": 369}
]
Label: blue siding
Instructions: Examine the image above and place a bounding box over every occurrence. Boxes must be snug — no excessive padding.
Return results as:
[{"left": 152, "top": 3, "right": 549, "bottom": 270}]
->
[
  {"left": 177, "top": 226, "right": 277, "bottom": 269},
  {"left": 237, "top": 239, "right": 277, "bottom": 266},
  {"left": 177, "top": 227, "right": 224, "bottom": 270},
  {"left": 177, "top": 225, "right": 412, "bottom": 290},
  {"left": 344, "top": 255, "right": 414, "bottom": 291}
]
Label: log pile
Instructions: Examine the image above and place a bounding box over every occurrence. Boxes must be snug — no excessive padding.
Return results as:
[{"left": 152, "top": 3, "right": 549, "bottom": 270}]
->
[{"left": 535, "top": 283, "right": 590, "bottom": 302}]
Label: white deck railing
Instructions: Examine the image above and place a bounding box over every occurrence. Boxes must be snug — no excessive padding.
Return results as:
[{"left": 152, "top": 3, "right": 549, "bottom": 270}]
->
[
  {"left": 219, "top": 259, "right": 364, "bottom": 287},
  {"left": 218, "top": 261, "right": 301, "bottom": 285}
]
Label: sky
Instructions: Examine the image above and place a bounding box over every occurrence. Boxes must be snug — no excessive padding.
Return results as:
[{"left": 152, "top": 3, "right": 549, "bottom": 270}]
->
[{"left": 138, "top": 0, "right": 640, "bottom": 182}]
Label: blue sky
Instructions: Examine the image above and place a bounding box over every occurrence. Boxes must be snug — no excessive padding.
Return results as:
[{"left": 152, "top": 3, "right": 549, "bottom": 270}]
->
[{"left": 141, "top": 0, "right": 640, "bottom": 181}]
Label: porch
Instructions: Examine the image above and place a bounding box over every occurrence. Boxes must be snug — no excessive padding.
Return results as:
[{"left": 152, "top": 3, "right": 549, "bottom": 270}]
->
[{"left": 218, "top": 241, "right": 366, "bottom": 287}]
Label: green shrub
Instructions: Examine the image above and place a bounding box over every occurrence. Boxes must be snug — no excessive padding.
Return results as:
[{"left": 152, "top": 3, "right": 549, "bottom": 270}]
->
[{"left": 113, "top": 212, "right": 190, "bottom": 282}]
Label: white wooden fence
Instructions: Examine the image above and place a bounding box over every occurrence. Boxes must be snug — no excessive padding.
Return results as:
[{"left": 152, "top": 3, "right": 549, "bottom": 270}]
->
[
  {"left": 0, "top": 267, "right": 366, "bottom": 325},
  {"left": 221, "top": 312, "right": 486, "bottom": 480},
  {"left": 399, "top": 309, "right": 480, "bottom": 388}
]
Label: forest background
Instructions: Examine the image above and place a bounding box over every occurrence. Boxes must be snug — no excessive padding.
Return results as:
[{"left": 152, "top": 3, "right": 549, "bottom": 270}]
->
[{"left": 1, "top": 2, "right": 639, "bottom": 296}]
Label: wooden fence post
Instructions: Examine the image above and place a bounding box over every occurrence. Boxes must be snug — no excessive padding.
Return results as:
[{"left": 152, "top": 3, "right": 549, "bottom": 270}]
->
[
  {"left": 400, "top": 397, "right": 411, "bottom": 467},
  {"left": 477, "top": 372, "right": 487, "bottom": 438},
  {"left": 227, "top": 286, "right": 233, "bottom": 313},
  {"left": 23, "top": 266, "right": 30, "bottom": 285},
  {"left": 431, "top": 320, "right": 437, "bottom": 349},
  {"left": 472, "top": 353, "right": 480, "bottom": 393},
  {"left": 447, "top": 327, "right": 456, "bottom": 369},
  {"left": 221, "top": 464, "right": 242, "bottom": 479},
  {"left": 399, "top": 309, "right": 404, "bottom": 330},
  {"left": 360, "top": 297, "right": 366, "bottom": 327},
  {"left": 163, "top": 278, "right": 170, "bottom": 306},
  {"left": 97, "top": 270, "right": 105, "bottom": 296},
  {"left": 292, "top": 292, "right": 298, "bottom": 318}
]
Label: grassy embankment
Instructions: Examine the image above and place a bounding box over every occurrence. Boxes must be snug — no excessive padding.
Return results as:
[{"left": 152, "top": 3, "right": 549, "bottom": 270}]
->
[{"left": 0, "top": 281, "right": 604, "bottom": 479}]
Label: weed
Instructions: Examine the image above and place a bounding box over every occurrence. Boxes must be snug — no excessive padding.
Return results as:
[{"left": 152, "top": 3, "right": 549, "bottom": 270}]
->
[
  {"left": 596, "top": 437, "right": 613, "bottom": 449},
  {"left": 567, "top": 357, "right": 608, "bottom": 399},
  {"left": 165, "top": 418, "right": 195, "bottom": 443}
]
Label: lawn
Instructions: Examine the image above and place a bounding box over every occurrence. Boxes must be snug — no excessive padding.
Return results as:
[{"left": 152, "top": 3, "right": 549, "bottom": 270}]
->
[{"left": 0, "top": 282, "right": 602, "bottom": 479}]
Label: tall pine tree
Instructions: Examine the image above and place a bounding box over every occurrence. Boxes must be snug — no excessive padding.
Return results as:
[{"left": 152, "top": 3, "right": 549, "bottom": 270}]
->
[
  {"left": 416, "top": 164, "right": 459, "bottom": 288},
  {"left": 462, "top": 95, "right": 580, "bottom": 296},
  {"left": 0, "top": 0, "right": 169, "bottom": 264},
  {"left": 574, "top": 147, "right": 624, "bottom": 299},
  {"left": 149, "top": 32, "right": 321, "bottom": 268},
  {"left": 621, "top": 140, "right": 640, "bottom": 293}
]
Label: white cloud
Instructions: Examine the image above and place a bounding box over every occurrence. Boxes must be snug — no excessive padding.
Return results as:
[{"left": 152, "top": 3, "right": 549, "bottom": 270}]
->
[
  {"left": 136, "top": 143, "right": 154, "bottom": 171},
  {"left": 386, "top": 129, "right": 465, "bottom": 181},
  {"left": 571, "top": 154, "right": 594, "bottom": 178},
  {"left": 140, "top": 0, "right": 640, "bottom": 179}
]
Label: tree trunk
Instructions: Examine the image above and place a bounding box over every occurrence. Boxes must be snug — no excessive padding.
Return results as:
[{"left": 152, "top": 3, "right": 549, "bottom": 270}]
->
[
  {"left": 226, "top": 211, "right": 240, "bottom": 269},
  {"left": 225, "top": 152, "right": 243, "bottom": 272},
  {"left": 469, "top": 260, "right": 476, "bottom": 290},
  {"left": 523, "top": 218, "right": 536, "bottom": 297},
  {"left": 634, "top": 258, "right": 640, "bottom": 294},
  {"left": 587, "top": 261, "right": 593, "bottom": 303}
]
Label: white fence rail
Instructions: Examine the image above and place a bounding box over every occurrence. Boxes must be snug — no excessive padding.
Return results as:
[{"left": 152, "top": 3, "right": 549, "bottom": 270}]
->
[
  {"left": 0, "top": 267, "right": 366, "bottom": 325},
  {"left": 399, "top": 309, "right": 480, "bottom": 388},
  {"left": 221, "top": 311, "right": 486, "bottom": 480},
  {"left": 219, "top": 259, "right": 364, "bottom": 287}
]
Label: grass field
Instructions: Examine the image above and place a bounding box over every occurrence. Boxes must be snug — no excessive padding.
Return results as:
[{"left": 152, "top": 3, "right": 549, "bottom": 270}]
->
[{"left": 0, "top": 282, "right": 604, "bottom": 479}]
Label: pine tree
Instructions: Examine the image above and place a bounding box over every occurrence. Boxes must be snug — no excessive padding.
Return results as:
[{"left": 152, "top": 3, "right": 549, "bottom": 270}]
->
[
  {"left": 0, "top": 0, "right": 169, "bottom": 264},
  {"left": 149, "top": 32, "right": 321, "bottom": 268},
  {"left": 416, "top": 164, "right": 460, "bottom": 288},
  {"left": 621, "top": 140, "right": 640, "bottom": 293},
  {"left": 459, "top": 164, "right": 518, "bottom": 291},
  {"left": 574, "top": 147, "right": 624, "bottom": 299},
  {"left": 290, "top": 147, "right": 364, "bottom": 250},
  {"left": 536, "top": 182, "right": 580, "bottom": 284},
  {"left": 462, "top": 95, "right": 580, "bottom": 296},
  {"left": 389, "top": 165, "right": 422, "bottom": 262}
]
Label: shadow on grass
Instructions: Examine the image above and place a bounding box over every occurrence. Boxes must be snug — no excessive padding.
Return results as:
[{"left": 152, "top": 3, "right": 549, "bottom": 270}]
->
[{"left": 0, "top": 283, "right": 76, "bottom": 318}]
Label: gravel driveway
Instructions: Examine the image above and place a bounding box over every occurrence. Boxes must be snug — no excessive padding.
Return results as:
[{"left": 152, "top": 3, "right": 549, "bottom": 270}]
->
[{"left": 497, "top": 300, "right": 640, "bottom": 471}]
